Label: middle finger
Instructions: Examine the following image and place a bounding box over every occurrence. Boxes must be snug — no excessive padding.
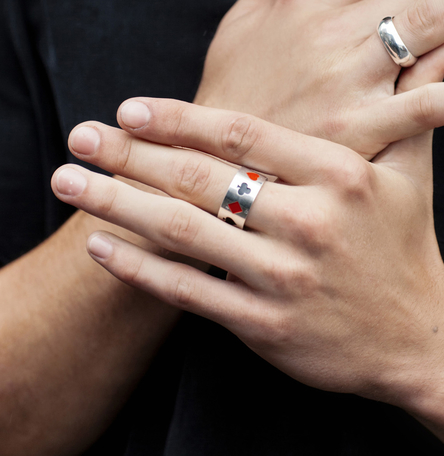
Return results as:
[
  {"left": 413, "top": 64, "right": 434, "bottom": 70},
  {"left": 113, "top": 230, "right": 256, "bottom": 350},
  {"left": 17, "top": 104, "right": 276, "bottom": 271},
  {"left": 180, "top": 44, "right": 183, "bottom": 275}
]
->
[
  {"left": 68, "top": 123, "right": 292, "bottom": 232},
  {"left": 70, "top": 123, "right": 236, "bottom": 211}
]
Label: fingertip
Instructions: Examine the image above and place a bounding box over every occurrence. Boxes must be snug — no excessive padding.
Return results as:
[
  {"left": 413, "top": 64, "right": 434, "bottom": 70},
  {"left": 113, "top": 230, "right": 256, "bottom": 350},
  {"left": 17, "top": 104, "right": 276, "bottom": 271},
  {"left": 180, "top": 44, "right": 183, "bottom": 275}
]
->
[
  {"left": 50, "top": 166, "right": 62, "bottom": 191},
  {"left": 118, "top": 99, "right": 152, "bottom": 130},
  {"left": 87, "top": 232, "right": 114, "bottom": 261},
  {"left": 69, "top": 123, "right": 101, "bottom": 156},
  {"left": 52, "top": 165, "right": 87, "bottom": 198}
]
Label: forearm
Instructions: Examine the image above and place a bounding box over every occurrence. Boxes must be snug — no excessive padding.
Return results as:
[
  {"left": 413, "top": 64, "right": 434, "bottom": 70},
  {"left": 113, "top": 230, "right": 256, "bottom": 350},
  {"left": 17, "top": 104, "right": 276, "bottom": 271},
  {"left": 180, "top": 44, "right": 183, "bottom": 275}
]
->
[{"left": 0, "top": 209, "right": 180, "bottom": 455}]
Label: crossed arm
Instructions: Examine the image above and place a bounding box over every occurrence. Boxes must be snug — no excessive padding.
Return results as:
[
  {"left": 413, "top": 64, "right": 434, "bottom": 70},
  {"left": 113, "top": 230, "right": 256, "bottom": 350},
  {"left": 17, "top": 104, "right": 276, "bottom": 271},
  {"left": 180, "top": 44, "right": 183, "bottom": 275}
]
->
[{"left": 3, "top": 0, "right": 444, "bottom": 453}]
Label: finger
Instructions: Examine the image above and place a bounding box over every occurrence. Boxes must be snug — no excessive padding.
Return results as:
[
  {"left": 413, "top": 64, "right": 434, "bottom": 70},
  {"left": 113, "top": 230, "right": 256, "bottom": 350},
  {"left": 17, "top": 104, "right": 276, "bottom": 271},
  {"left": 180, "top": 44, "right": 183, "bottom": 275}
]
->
[
  {"left": 351, "top": 82, "right": 444, "bottom": 155},
  {"left": 51, "top": 164, "right": 275, "bottom": 285},
  {"left": 69, "top": 123, "right": 301, "bottom": 232},
  {"left": 87, "top": 231, "right": 259, "bottom": 330},
  {"left": 396, "top": 43, "right": 444, "bottom": 94},
  {"left": 393, "top": 0, "right": 444, "bottom": 58},
  {"left": 355, "top": 1, "right": 410, "bottom": 77},
  {"left": 371, "top": 42, "right": 441, "bottom": 187},
  {"left": 115, "top": 98, "right": 346, "bottom": 185},
  {"left": 358, "top": 0, "right": 444, "bottom": 79},
  {"left": 351, "top": 34, "right": 444, "bottom": 158},
  {"left": 69, "top": 122, "right": 239, "bottom": 216},
  {"left": 372, "top": 44, "right": 440, "bottom": 185}
]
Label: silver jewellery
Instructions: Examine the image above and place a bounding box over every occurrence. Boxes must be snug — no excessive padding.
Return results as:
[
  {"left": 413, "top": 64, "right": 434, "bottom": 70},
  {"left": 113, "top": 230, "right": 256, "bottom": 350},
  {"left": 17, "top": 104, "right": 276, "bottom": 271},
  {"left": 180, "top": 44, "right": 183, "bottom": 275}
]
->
[
  {"left": 218, "top": 167, "right": 267, "bottom": 229},
  {"left": 377, "top": 17, "right": 418, "bottom": 67}
]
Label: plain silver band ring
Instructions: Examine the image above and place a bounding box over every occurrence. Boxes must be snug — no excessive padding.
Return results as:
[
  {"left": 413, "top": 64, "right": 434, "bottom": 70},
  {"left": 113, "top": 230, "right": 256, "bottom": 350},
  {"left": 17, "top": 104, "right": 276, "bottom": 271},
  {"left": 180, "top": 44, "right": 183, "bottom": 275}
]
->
[
  {"left": 378, "top": 17, "right": 418, "bottom": 67},
  {"left": 217, "top": 167, "right": 267, "bottom": 229}
]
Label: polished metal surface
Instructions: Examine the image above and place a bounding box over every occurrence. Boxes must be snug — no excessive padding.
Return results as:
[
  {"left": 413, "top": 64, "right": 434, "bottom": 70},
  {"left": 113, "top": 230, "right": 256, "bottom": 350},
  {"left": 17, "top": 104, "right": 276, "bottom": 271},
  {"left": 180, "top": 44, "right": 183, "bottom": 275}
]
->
[
  {"left": 217, "top": 167, "right": 267, "bottom": 229},
  {"left": 378, "top": 17, "right": 418, "bottom": 67}
]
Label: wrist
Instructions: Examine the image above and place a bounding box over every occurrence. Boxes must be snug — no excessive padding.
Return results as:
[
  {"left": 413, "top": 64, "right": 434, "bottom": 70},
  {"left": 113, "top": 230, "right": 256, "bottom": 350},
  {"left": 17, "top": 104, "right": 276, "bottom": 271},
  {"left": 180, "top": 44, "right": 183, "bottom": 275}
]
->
[{"left": 374, "top": 262, "right": 444, "bottom": 441}]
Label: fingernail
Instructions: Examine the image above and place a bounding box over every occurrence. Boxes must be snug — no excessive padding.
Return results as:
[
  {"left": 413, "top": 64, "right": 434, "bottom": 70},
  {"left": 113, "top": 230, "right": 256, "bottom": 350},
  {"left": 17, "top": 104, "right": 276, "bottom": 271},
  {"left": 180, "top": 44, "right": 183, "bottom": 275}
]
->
[
  {"left": 88, "top": 234, "right": 113, "bottom": 260},
  {"left": 56, "top": 168, "right": 87, "bottom": 196},
  {"left": 71, "top": 126, "right": 100, "bottom": 155},
  {"left": 120, "top": 101, "right": 151, "bottom": 129}
]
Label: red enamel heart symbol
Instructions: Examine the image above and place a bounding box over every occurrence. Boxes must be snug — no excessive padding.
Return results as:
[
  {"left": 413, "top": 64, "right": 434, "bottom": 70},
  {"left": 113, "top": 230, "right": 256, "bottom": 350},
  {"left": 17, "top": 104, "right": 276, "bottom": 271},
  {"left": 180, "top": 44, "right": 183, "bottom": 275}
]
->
[
  {"left": 228, "top": 202, "right": 243, "bottom": 214},
  {"left": 247, "top": 172, "right": 260, "bottom": 181}
]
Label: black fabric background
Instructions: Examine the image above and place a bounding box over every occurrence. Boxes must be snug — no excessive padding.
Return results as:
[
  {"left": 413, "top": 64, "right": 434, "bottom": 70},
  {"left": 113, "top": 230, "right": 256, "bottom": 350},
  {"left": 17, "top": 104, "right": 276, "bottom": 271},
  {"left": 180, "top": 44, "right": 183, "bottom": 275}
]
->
[{"left": 1, "top": 0, "right": 444, "bottom": 454}]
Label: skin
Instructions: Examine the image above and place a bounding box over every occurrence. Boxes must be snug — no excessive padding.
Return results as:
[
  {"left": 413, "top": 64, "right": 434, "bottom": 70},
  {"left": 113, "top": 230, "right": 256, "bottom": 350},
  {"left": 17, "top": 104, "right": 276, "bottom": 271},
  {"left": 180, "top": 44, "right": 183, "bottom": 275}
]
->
[
  {"left": 0, "top": 194, "right": 182, "bottom": 456},
  {"left": 51, "top": 5, "right": 444, "bottom": 442},
  {"left": 195, "top": 0, "right": 444, "bottom": 159},
  {"left": 3, "top": 0, "right": 444, "bottom": 453},
  {"left": 51, "top": 95, "right": 444, "bottom": 440}
]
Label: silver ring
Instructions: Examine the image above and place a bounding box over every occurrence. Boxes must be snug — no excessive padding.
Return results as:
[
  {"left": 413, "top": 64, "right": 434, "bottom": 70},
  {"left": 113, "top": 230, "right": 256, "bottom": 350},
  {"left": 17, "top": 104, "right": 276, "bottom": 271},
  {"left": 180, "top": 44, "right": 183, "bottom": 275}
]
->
[
  {"left": 378, "top": 17, "right": 418, "bottom": 67},
  {"left": 217, "top": 167, "right": 267, "bottom": 229}
]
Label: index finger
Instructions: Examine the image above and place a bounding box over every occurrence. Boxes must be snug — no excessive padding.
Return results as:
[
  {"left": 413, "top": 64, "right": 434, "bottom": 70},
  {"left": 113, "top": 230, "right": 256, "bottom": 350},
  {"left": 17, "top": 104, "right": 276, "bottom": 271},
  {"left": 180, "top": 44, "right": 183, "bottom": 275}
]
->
[{"left": 116, "top": 98, "right": 347, "bottom": 185}]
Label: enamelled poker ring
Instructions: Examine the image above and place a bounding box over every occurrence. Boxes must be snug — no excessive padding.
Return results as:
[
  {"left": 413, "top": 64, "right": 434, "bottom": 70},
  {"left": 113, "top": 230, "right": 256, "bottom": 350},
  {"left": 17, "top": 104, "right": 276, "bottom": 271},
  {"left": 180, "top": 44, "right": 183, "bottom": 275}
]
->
[
  {"left": 378, "top": 17, "right": 418, "bottom": 67},
  {"left": 218, "top": 167, "right": 267, "bottom": 229}
]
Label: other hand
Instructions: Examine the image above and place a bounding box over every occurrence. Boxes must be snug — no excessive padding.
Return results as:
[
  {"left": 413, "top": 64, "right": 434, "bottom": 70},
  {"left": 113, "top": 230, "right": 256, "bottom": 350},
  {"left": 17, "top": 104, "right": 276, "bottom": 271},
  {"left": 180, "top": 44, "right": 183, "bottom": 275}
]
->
[{"left": 195, "top": 0, "right": 444, "bottom": 159}]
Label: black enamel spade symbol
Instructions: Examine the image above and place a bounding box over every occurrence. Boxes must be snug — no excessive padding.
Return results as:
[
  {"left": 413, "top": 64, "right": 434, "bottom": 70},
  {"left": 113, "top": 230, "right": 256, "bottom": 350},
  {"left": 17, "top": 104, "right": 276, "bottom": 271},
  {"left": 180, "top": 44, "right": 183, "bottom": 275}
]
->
[{"left": 237, "top": 182, "right": 251, "bottom": 196}]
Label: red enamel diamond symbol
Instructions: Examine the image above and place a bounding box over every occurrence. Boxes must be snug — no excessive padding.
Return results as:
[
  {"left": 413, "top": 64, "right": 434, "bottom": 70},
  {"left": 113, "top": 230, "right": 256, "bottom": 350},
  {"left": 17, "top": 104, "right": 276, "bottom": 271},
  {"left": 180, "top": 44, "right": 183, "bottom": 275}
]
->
[{"left": 228, "top": 202, "right": 243, "bottom": 214}]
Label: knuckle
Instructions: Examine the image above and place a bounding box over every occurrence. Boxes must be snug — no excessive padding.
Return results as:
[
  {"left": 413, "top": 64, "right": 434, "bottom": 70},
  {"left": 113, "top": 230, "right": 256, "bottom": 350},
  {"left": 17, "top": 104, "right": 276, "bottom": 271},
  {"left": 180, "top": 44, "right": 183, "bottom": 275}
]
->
[
  {"left": 247, "top": 270, "right": 320, "bottom": 350},
  {"left": 320, "top": 116, "right": 347, "bottom": 142},
  {"left": 261, "top": 259, "right": 292, "bottom": 290},
  {"left": 115, "top": 136, "right": 137, "bottom": 174},
  {"left": 331, "top": 155, "right": 374, "bottom": 200},
  {"left": 221, "top": 115, "right": 260, "bottom": 159},
  {"left": 164, "top": 205, "right": 199, "bottom": 249},
  {"left": 260, "top": 256, "right": 318, "bottom": 297},
  {"left": 292, "top": 265, "right": 322, "bottom": 300},
  {"left": 119, "top": 255, "right": 145, "bottom": 287},
  {"left": 318, "top": 107, "right": 348, "bottom": 142},
  {"left": 171, "top": 156, "right": 212, "bottom": 199},
  {"left": 171, "top": 268, "right": 197, "bottom": 308},
  {"left": 284, "top": 205, "right": 333, "bottom": 251},
  {"left": 170, "top": 104, "right": 188, "bottom": 138},
  {"left": 248, "top": 311, "right": 293, "bottom": 349},
  {"left": 408, "top": 86, "right": 435, "bottom": 128},
  {"left": 95, "top": 184, "right": 119, "bottom": 218}
]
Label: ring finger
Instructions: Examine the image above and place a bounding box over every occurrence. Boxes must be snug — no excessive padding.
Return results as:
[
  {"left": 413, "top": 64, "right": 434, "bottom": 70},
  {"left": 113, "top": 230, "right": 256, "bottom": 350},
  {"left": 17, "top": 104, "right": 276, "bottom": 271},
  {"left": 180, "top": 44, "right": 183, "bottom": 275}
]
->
[
  {"left": 50, "top": 165, "right": 295, "bottom": 288},
  {"left": 362, "top": 0, "right": 444, "bottom": 71}
]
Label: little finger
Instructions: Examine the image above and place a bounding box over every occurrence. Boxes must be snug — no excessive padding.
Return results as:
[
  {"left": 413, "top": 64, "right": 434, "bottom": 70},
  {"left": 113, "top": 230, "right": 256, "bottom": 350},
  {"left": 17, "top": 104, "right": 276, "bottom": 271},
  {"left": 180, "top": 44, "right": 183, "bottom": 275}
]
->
[{"left": 87, "top": 231, "right": 259, "bottom": 331}]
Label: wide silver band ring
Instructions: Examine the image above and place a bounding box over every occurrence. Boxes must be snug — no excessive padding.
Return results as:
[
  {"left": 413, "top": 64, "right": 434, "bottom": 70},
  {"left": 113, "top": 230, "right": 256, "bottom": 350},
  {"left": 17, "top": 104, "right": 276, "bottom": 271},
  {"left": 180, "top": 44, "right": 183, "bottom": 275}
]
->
[
  {"left": 378, "top": 17, "right": 418, "bottom": 67},
  {"left": 217, "top": 167, "right": 267, "bottom": 229}
]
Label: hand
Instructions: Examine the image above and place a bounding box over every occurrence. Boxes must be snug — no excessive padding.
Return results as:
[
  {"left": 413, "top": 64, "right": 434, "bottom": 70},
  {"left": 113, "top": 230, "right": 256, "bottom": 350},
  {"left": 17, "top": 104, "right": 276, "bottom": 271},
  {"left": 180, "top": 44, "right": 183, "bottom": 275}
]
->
[
  {"left": 51, "top": 98, "right": 444, "bottom": 439},
  {"left": 195, "top": 0, "right": 444, "bottom": 159}
]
